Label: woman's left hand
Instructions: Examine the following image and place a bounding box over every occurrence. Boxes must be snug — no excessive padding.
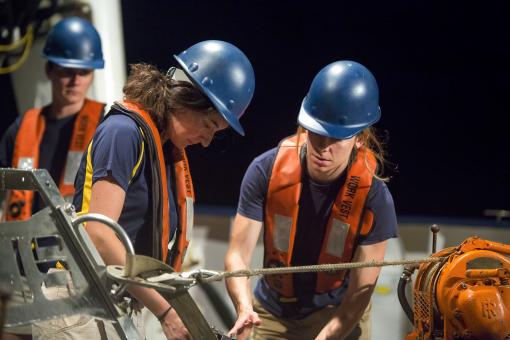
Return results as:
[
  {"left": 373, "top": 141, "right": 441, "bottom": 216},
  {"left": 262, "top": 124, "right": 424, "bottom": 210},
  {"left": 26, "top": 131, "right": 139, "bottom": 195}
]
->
[{"left": 160, "top": 308, "right": 191, "bottom": 340}]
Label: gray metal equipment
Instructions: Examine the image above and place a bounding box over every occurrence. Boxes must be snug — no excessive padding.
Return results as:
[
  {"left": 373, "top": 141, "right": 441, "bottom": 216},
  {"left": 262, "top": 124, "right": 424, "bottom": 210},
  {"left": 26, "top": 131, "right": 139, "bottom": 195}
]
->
[
  {"left": 0, "top": 168, "right": 139, "bottom": 339},
  {"left": 0, "top": 168, "right": 230, "bottom": 339}
]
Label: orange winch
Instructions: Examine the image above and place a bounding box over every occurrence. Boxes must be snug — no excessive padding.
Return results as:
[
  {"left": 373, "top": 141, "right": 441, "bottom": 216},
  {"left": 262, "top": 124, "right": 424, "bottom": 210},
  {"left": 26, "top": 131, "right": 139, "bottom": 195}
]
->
[{"left": 399, "top": 235, "right": 510, "bottom": 340}]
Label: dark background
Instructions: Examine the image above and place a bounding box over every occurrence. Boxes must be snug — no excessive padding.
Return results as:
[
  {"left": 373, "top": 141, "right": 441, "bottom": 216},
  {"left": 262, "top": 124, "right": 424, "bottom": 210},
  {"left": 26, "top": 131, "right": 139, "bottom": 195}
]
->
[{"left": 2, "top": 1, "right": 510, "bottom": 219}]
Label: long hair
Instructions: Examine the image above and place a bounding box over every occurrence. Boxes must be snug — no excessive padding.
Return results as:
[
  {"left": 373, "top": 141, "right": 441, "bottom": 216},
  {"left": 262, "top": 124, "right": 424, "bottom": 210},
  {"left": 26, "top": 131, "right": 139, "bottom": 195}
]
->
[
  {"left": 122, "top": 63, "right": 215, "bottom": 133},
  {"left": 296, "top": 126, "right": 390, "bottom": 181},
  {"left": 355, "top": 127, "right": 390, "bottom": 181}
]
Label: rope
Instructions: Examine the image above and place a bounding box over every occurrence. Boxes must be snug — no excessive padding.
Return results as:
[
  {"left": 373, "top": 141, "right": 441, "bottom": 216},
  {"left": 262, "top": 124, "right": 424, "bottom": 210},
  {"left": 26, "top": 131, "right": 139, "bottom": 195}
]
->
[{"left": 199, "top": 257, "right": 444, "bottom": 284}]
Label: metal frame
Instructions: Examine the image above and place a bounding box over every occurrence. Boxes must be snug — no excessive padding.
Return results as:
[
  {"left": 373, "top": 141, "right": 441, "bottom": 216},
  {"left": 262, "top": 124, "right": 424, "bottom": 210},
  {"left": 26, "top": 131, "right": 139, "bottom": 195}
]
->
[
  {"left": 0, "top": 168, "right": 231, "bottom": 339},
  {"left": 0, "top": 168, "right": 139, "bottom": 339}
]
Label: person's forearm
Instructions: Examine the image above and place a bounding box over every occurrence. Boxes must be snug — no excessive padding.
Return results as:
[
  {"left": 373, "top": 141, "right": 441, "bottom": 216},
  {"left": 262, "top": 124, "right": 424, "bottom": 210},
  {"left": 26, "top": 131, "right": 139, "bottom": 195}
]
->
[
  {"left": 317, "top": 243, "right": 387, "bottom": 339},
  {"left": 317, "top": 287, "right": 373, "bottom": 340},
  {"left": 225, "top": 253, "right": 253, "bottom": 313},
  {"left": 226, "top": 277, "right": 253, "bottom": 313},
  {"left": 86, "top": 222, "right": 171, "bottom": 316},
  {"left": 128, "top": 284, "right": 171, "bottom": 316}
]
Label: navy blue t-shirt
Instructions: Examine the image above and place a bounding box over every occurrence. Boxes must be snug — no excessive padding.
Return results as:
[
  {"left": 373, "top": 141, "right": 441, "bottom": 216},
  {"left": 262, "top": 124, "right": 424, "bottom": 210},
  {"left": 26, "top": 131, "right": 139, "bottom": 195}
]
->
[
  {"left": 73, "top": 110, "right": 179, "bottom": 258},
  {"left": 237, "top": 147, "right": 398, "bottom": 318},
  {"left": 0, "top": 107, "right": 77, "bottom": 213}
]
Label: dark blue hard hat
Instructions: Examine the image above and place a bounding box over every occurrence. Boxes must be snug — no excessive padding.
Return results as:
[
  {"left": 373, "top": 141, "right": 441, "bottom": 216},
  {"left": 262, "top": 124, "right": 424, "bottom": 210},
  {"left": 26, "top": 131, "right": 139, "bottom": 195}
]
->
[
  {"left": 174, "top": 40, "right": 255, "bottom": 136},
  {"left": 43, "top": 16, "right": 104, "bottom": 69},
  {"left": 298, "top": 60, "right": 380, "bottom": 139}
]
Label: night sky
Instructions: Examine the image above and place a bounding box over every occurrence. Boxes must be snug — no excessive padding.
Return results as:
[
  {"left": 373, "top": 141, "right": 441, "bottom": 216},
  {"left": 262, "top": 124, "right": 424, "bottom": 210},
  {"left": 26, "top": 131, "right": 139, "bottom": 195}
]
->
[{"left": 2, "top": 1, "right": 510, "bottom": 220}]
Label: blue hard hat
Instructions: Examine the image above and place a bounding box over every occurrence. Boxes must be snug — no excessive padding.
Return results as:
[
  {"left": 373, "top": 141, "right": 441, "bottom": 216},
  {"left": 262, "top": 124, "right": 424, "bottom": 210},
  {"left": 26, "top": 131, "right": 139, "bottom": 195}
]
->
[
  {"left": 43, "top": 16, "right": 104, "bottom": 69},
  {"left": 174, "top": 40, "right": 255, "bottom": 136},
  {"left": 298, "top": 60, "right": 380, "bottom": 139}
]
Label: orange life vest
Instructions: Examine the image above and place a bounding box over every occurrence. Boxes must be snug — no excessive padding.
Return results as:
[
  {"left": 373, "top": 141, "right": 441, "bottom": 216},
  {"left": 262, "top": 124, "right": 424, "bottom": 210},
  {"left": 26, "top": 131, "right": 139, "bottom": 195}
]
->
[
  {"left": 264, "top": 133, "right": 376, "bottom": 297},
  {"left": 6, "top": 99, "right": 104, "bottom": 221},
  {"left": 115, "top": 101, "right": 195, "bottom": 270}
]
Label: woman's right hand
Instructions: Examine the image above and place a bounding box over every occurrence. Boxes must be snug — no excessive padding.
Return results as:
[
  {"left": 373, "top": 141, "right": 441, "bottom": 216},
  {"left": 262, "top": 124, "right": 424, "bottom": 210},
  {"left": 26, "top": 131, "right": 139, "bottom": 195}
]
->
[
  {"left": 160, "top": 308, "right": 191, "bottom": 340},
  {"left": 228, "top": 309, "right": 261, "bottom": 340}
]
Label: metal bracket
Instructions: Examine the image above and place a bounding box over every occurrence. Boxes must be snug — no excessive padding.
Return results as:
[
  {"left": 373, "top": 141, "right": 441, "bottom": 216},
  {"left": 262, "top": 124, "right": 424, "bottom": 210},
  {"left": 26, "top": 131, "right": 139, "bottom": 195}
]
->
[{"left": 107, "top": 254, "right": 228, "bottom": 339}]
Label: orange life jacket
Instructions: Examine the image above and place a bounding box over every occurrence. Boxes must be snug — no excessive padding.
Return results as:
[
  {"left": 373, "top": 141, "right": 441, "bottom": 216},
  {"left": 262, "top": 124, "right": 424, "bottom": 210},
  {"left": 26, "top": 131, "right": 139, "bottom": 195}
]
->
[
  {"left": 6, "top": 99, "right": 104, "bottom": 221},
  {"left": 116, "top": 101, "right": 195, "bottom": 270},
  {"left": 264, "top": 133, "right": 376, "bottom": 297}
]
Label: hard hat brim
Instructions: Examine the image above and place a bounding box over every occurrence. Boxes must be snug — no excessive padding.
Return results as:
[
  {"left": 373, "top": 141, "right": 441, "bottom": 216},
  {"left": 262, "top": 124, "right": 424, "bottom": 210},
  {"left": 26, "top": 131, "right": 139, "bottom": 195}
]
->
[
  {"left": 297, "top": 100, "right": 381, "bottom": 140},
  {"left": 173, "top": 54, "right": 245, "bottom": 136},
  {"left": 45, "top": 55, "right": 104, "bottom": 70}
]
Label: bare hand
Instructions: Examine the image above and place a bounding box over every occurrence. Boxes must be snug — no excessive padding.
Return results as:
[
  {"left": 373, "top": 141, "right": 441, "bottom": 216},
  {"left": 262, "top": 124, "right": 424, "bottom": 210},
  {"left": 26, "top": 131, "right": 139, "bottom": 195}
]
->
[
  {"left": 161, "top": 308, "right": 191, "bottom": 340},
  {"left": 228, "top": 309, "right": 261, "bottom": 339}
]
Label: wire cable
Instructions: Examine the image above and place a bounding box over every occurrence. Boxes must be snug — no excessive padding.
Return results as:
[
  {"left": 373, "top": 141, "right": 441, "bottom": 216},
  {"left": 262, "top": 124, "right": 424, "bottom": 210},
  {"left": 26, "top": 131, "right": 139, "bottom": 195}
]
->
[{"left": 0, "top": 25, "right": 34, "bottom": 74}]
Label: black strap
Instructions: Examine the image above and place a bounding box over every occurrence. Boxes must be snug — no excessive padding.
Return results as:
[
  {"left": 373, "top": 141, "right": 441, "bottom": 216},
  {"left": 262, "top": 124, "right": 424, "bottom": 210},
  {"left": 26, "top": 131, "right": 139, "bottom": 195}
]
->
[
  {"left": 111, "top": 103, "right": 165, "bottom": 262},
  {"left": 95, "top": 319, "right": 108, "bottom": 340},
  {"left": 157, "top": 305, "right": 173, "bottom": 322}
]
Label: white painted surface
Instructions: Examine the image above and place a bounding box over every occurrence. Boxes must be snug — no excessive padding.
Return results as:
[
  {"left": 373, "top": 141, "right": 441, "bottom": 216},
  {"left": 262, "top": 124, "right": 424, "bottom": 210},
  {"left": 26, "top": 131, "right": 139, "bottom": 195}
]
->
[{"left": 86, "top": 0, "right": 126, "bottom": 109}]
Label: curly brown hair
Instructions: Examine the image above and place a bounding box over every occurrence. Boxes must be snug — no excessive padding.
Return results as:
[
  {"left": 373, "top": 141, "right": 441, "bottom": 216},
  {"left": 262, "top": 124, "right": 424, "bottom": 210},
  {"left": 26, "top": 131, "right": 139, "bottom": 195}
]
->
[{"left": 122, "top": 63, "right": 216, "bottom": 133}]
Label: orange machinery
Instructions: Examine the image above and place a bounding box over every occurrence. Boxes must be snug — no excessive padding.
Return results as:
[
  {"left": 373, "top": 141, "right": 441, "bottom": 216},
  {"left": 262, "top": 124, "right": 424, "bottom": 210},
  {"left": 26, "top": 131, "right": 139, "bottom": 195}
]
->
[{"left": 398, "top": 234, "right": 510, "bottom": 340}]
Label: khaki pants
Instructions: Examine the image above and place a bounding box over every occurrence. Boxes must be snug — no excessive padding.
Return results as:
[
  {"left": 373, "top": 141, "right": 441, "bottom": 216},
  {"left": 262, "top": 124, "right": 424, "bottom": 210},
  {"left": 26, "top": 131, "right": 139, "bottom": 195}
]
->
[{"left": 251, "top": 298, "right": 371, "bottom": 340}]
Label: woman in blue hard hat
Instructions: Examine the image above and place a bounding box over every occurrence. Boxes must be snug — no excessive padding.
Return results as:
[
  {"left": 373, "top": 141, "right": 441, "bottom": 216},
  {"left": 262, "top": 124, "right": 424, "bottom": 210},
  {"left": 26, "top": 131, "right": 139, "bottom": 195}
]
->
[
  {"left": 70, "top": 40, "right": 255, "bottom": 339},
  {"left": 225, "top": 61, "right": 398, "bottom": 339},
  {"left": 0, "top": 16, "right": 105, "bottom": 221},
  {"left": 0, "top": 16, "right": 105, "bottom": 340}
]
